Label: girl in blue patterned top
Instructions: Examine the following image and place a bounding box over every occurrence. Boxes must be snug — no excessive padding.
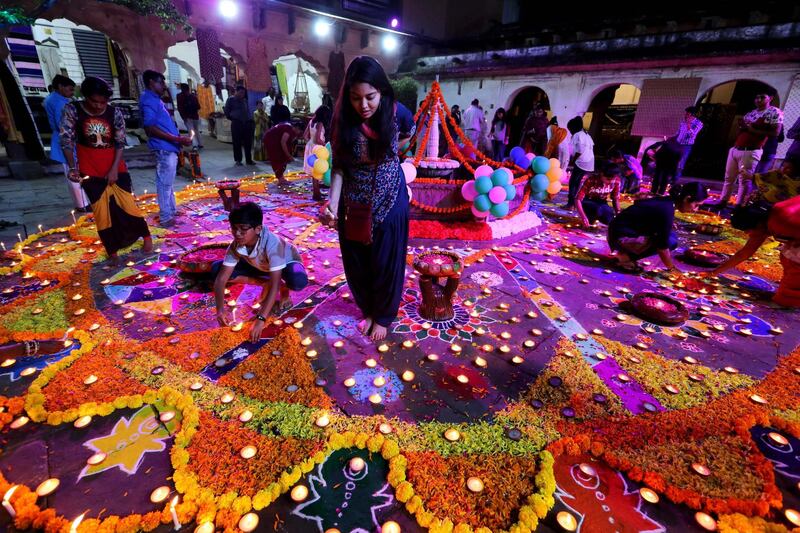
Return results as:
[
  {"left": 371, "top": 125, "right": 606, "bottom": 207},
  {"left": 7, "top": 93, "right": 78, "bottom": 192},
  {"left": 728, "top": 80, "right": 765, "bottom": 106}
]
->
[{"left": 320, "top": 56, "right": 411, "bottom": 341}]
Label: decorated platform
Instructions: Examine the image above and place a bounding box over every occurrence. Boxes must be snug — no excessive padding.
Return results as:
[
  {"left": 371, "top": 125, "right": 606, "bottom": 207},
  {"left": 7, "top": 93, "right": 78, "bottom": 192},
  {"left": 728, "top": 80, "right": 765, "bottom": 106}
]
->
[{"left": 0, "top": 173, "right": 798, "bottom": 533}]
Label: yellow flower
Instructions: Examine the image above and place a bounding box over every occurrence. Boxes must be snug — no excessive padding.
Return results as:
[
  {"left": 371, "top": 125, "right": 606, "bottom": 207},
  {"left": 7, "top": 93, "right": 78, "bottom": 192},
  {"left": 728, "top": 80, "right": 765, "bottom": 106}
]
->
[
  {"left": 366, "top": 434, "right": 384, "bottom": 452},
  {"left": 395, "top": 481, "right": 414, "bottom": 503}
]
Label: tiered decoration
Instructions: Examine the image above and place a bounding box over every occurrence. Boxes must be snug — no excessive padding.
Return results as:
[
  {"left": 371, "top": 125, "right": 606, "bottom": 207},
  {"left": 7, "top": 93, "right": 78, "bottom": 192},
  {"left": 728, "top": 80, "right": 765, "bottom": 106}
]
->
[{"left": 403, "top": 82, "right": 546, "bottom": 238}]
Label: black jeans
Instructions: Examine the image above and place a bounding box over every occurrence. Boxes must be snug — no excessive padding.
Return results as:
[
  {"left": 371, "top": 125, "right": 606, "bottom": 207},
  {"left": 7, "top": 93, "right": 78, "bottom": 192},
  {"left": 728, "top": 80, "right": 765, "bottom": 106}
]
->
[
  {"left": 231, "top": 120, "right": 254, "bottom": 163},
  {"left": 567, "top": 167, "right": 588, "bottom": 207}
]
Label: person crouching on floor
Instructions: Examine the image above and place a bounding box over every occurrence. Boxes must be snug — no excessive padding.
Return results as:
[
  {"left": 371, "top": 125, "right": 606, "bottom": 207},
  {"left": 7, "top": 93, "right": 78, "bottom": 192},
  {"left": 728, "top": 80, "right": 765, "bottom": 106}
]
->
[
  {"left": 213, "top": 202, "right": 308, "bottom": 341},
  {"left": 607, "top": 182, "right": 708, "bottom": 273},
  {"left": 575, "top": 162, "right": 622, "bottom": 228}
]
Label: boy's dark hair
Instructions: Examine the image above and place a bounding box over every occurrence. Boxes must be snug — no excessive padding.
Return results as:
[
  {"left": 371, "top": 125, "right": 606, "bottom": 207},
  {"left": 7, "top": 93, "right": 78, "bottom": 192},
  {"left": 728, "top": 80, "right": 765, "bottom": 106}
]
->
[
  {"left": 52, "top": 74, "right": 75, "bottom": 90},
  {"left": 180, "top": 83, "right": 190, "bottom": 91},
  {"left": 80, "top": 77, "right": 113, "bottom": 98},
  {"left": 471, "top": 98, "right": 479, "bottom": 106},
  {"left": 229, "top": 202, "right": 263, "bottom": 227},
  {"left": 142, "top": 70, "right": 164, "bottom": 87},
  {"left": 600, "top": 162, "right": 621, "bottom": 177},
  {"left": 566, "top": 116, "right": 584, "bottom": 135}
]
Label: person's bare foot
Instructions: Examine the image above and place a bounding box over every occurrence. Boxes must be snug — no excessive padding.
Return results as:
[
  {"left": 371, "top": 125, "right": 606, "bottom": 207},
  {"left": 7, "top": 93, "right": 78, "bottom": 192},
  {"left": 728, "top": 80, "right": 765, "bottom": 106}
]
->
[
  {"left": 277, "top": 180, "right": 290, "bottom": 188},
  {"left": 272, "top": 297, "right": 292, "bottom": 315},
  {"left": 142, "top": 237, "right": 153, "bottom": 254},
  {"left": 358, "top": 317, "right": 373, "bottom": 336},
  {"left": 370, "top": 323, "right": 387, "bottom": 341},
  {"left": 109, "top": 254, "right": 120, "bottom": 266}
]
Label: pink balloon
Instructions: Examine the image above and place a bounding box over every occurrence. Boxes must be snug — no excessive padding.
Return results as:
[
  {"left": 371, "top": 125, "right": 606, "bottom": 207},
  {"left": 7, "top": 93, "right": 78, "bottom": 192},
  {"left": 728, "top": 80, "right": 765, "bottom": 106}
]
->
[
  {"left": 461, "top": 180, "right": 478, "bottom": 201},
  {"left": 407, "top": 185, "right": 413, "bottom": 200},
  {"left": 526, "top": 153, "right": 535, "bottom": 160},
  {"left": 401, "top": 162, "right": 417, "bottom": 183},
  {"left": 488, "top": 185, "right": 506, "bottom": 204},
  {"left": 471, "top": 205, "right": 489, "bottom": 218},
  {"left": 474, "top": 164, "right": 494, "bottom": 178}
]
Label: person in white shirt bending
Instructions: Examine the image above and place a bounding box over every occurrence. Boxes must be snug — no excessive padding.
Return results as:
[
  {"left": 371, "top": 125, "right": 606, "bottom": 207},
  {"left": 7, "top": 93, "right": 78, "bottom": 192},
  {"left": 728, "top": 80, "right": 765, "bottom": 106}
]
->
[{"left": 564, "top": 116, "right": 595, "bottom": 209}]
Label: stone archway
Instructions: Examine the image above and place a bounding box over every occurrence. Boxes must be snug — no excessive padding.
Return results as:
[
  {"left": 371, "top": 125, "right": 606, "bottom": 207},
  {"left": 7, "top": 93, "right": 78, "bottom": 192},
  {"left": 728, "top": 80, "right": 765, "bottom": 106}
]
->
[
  {"left": 506, "top": 86, "right": 551, "bottom": 149},
  {"left": 688, "top": 78, "right": 781, "bottom": 179},
  {"left": 586, "top": 82, "right": 641, "bottom": 157}
]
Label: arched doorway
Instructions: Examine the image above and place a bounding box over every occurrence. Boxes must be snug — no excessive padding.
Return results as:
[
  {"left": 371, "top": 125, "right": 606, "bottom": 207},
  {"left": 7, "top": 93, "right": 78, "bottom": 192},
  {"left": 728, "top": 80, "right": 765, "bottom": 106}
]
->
[
  {"left": 688, "top": 79, "right": 780, "bottom": 180},
  {"left": 273, "top": 53, "right": 325, "bottom": 115},
  {"left": 507, "top": 86, "right": 550, "bottom": 149},
  {"left": 586, "top": 83, "right": 641, "bottom": 158}
]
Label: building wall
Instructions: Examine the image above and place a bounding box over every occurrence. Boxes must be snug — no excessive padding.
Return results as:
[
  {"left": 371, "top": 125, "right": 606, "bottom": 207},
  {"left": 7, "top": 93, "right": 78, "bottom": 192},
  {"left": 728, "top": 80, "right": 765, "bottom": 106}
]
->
[{"left": 428, "top": 60, "right": 799, "bottom": 132}]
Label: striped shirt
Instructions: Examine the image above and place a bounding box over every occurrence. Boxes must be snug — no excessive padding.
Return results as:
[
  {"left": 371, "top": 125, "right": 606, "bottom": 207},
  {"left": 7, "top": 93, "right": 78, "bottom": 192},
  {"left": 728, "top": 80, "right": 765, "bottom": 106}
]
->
[{"left": 676, "top": 117, "right": 703, "bottom": 145}]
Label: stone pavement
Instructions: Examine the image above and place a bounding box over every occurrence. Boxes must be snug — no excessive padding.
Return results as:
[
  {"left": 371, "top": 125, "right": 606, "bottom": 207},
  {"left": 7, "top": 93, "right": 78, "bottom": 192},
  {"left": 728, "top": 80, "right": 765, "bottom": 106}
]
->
[{"left": 0, "top": 136, "right": 304, "bottom": 246}]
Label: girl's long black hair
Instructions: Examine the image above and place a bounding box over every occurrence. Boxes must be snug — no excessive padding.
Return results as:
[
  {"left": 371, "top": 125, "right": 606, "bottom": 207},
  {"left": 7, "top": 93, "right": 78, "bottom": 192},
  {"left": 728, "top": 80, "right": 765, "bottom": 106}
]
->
[
  {"left": 332, "top": 56, "right": 396, "bottom": 167},
  {"left": 312, "top": 105, "right": 332, "bottom": 137}
]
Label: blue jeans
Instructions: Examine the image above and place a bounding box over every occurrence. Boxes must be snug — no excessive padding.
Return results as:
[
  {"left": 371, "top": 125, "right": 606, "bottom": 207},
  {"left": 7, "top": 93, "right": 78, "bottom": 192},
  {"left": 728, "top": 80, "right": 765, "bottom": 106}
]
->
[{"left": 155, "top": 150, "right": 178, "bottom": 224}]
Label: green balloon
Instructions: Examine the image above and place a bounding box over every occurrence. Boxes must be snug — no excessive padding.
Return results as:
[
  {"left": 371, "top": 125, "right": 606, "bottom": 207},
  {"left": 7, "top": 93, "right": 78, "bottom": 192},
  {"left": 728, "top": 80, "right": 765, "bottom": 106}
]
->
[
  {"left": 490, "top": 201, "right": 509, "bottom": 217},
  {"left": 475, "top": 175, "right": 493, "bottom": 194},
  {"left": 504, "top": 184, "right": 516, "bottom": 201},
  {"left": 530, "top": 173, "right": 549, "bottom": 192},
  {"left": 474, "top": 194, "right": 492, "bottom": 212},
  {"left": 490, "top": 169, "right": 507, "bottom": 187}
]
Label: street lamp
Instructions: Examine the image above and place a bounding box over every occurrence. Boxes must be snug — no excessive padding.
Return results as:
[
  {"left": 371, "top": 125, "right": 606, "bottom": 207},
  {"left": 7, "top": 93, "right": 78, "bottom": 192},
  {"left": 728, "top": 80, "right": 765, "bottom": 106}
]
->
[
  {"left": 382, "top": 34, "right": 398, "bottom": 53},
  {"left": 314, "top": 19, "right": 332, "bottom": 37},
  {"left": 218, "top": 0, "right": 238, "bottom": 19},
  {"left": 390, "top": 18, "right": 399, "bottom": 29}
]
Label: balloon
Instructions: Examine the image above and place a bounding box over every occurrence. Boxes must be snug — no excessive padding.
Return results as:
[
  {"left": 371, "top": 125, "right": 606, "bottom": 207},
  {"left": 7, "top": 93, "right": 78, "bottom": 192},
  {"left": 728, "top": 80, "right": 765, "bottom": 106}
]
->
[
  {"left": 490, "top": 169, "right": 508, "bottom": 187},
  {"left": 490, "top": 201, "right": 509, "bottom": 217},
  {"left": 547, "top": 180, "right": 562, "bottom": 195},
  {"left": 461, "top": 180, "right": 478, "bottom": 201},
  {"left": 546, "top": 166, "right": 562, "bottom": 182},
  {"left": 474, "top": 194, "right": 492, "bottom": 212},
  {"left": 531, "top": 156, "right": 551, "bottom": 174},
  {"left": 530, "top": 173, "right": 549, "bottom": 192},
  {"left": 532, "top": 190, "right": 548, "bottom": 202},
  {"left": 526, "top": 153, "right": 535, "bottom": 160},
  {"left": 504, "top": 184, "right": 516, "bottom": 201},
  {"left": 323, "top": 171, "right": 331, "bottom": 186},
  {"left": 549, "top": 157, "right": 561, "bottom": 169},
  {"left": 312, "top": 145, "right": 329, "bottom": 160},
  {"left": 474, "top": 164, "right": 494, "bottom": 178},
  {"left": 497, "top": 167, "right": 514, "bottom": 184},
  {"left": 313, "top": 159, "right": 329, "bottom": 174},
  {"left": 509, "top": 146, "right": 525, "bottom": 160},
  {"left": 472, "top": 205, "right": 489, "bottom": 218},
  {"left": 475, "top": 175, "right": 493, "bottom": 194},
  {"left": 488, "top": 186, "right": 506, "bottom": 204},
  {"left": 407, "top": 185, "right": 413, "bottom": 199},
  {"left": 514, "top": 157, "right": 529, "bottom": 169},
  {"left": 307, "top": 154, "right": 318, "bottom": 167},
  {"left": 401, "top": 162, "right": 417, "bottom": 183},
  {"left": 312, "top": 170, "right": 323, "bottom": 180}
]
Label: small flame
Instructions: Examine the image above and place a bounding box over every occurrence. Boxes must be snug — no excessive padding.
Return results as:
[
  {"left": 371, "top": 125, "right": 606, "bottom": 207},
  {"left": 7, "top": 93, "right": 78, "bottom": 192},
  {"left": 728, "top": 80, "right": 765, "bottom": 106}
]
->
[{"left": 70, "top": 512, "right": 86, "bottom": 532}]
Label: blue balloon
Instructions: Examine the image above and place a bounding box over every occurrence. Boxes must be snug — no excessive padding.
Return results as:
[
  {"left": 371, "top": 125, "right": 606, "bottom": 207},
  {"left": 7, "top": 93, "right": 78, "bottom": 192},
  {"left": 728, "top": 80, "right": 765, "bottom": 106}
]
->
[
  {"left": 490, "top": 169, "right": 508, "bottom": 187},
  {"left": 532, "top": 190, "right": 548, "bottom": 202},
  {"left": 475, "top": 175, "right": 493, "bottom": 194},
  {"left": 530, "top": 173, "right": 549, "bottom": 192},
  {"left": 307, "top": 154, "right": 318, "bottom": 167},
  {"left": 509, "top": 146, "right": 525, "bottom": 160},
  {"left": 514, "top": 157, "right": 529, "bottom": 168},
  {"left": 531, "top": 156, "right": 551, "bottom": 174},
  {"left": 490, "top": 201, "right": 509, "bottom": 217},
  {"left": 504, "top": 184, "right": 516, "bottom": 201},
  {"left": 474, "top": 194, "right": 492, "bottom": 212}
]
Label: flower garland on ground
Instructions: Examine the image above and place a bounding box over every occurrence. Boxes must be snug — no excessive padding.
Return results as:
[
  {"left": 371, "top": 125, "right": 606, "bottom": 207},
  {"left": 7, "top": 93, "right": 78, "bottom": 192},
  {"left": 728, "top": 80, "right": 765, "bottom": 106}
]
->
[
  {"left": 6, "top": 386, "right": 197, "bottom": 533},
  {"left": 391, "top": 449, "right": 555, "bottom": 533}
]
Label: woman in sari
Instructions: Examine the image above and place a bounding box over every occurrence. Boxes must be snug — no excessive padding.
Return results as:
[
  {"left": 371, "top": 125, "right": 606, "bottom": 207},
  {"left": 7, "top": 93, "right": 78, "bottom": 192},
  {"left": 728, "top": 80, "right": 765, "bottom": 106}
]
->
[
  {"left": 544, "top": 116, "right": 570, "bottom": 169},
  {"left": 253, "top": 101, "right": 269, "bottom": 161},
  {"left": 61, "top": 77, "right": 152, "bottom": 264}
]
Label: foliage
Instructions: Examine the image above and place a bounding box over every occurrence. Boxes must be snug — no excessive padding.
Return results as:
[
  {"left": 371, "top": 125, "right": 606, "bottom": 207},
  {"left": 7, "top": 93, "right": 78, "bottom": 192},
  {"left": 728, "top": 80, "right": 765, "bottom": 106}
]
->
[{"left": 390, "top": 76, "right": 419, "bottom": 114}]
